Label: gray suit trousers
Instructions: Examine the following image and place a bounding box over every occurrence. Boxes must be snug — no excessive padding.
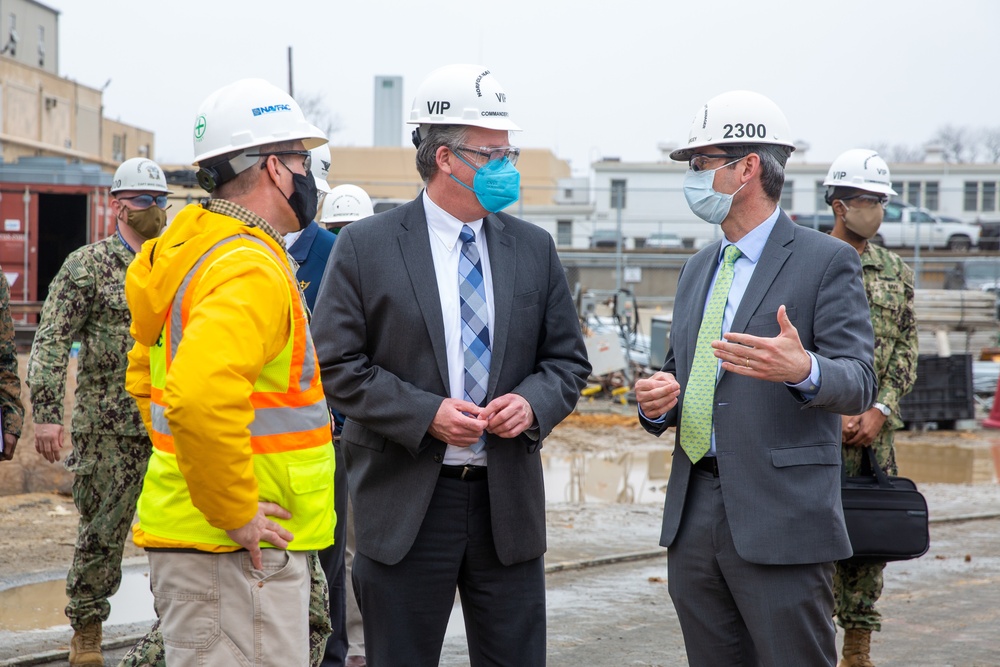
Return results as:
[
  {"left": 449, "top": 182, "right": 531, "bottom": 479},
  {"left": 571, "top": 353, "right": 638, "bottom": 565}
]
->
[{"left": 668, "top": 468, "right": 837, "bottom": 666}]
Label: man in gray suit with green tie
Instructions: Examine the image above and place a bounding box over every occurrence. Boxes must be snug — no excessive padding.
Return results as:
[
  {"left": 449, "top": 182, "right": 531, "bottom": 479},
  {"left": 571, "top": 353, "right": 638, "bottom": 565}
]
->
[
  {"left": 636, "top": 90, "right": 877, "bottom": 666},
  {"left": 312, "top": 64, "right": 590, "bottom": 666}
]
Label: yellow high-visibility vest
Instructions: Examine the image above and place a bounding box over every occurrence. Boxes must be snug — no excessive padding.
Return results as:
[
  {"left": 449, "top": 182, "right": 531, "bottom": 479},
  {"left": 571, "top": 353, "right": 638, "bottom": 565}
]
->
[{"left": 135, "top": 231, "right": 334, "bottom": 552}]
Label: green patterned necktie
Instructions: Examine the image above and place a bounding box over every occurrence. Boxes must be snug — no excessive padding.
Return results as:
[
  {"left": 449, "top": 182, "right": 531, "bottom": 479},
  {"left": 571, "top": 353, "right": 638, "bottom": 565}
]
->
[{"left": 680, "top": 244, "right": 742, "bottom": 463}]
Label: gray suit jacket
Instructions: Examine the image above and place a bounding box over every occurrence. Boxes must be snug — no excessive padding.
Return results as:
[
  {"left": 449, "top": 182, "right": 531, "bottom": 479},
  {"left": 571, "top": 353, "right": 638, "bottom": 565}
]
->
[
  {"left": 312, "top": 196, "right": 590, "bottom": 566},
  {"left": 641, "top": 212, "right": 876, "bottom": 565}
]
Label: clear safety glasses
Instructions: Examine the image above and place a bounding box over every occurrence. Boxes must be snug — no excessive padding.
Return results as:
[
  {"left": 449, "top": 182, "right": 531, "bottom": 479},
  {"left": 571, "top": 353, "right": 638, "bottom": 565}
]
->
[{"left": 455, "top": 144, "right": 521, "bottom": 167}]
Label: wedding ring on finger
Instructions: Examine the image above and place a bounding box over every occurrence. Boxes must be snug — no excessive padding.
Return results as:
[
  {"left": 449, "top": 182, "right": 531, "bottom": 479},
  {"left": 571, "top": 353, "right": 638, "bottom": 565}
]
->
[{"left": 745, "top": 357, "right": 751, "bottom": 369}]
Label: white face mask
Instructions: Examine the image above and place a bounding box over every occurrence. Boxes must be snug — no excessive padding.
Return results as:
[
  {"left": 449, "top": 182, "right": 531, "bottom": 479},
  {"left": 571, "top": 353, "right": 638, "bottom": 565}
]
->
[{"left": 683, "top": 158, "right": 747, "bottom": 225}]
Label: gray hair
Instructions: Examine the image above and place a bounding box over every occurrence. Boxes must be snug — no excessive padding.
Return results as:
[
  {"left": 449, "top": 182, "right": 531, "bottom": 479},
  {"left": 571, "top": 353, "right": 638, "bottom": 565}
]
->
[
  {"left": 414, "top": 125, "right": 471, "bottom": 183},
  {"left": 723, "top": 143, "right": 791, "bottom": 202}
]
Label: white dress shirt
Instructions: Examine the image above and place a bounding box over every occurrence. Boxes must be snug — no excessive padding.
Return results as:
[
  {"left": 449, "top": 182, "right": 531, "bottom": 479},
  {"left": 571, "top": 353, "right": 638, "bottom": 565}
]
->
[{"left": 422, "top": 190, "right": 495, "bottom": 465}]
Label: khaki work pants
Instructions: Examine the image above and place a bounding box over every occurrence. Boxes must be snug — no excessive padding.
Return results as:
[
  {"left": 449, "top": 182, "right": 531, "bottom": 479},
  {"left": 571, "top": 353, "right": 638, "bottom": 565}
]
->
[{"left": 148, "top": 549, "right": 311, "bottom": 666}]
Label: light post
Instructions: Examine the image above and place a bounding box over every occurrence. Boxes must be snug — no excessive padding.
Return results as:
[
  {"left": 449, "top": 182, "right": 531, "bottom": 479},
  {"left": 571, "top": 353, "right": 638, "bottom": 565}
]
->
[{"left": 611, "top": 180, "right": 626, "bottom": 291}]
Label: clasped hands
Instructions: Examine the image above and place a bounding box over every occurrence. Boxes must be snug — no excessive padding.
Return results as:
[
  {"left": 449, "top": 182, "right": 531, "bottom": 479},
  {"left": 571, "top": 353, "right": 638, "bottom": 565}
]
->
[{"left": 428, "top": 393, "right": 534, "bottom": 446}]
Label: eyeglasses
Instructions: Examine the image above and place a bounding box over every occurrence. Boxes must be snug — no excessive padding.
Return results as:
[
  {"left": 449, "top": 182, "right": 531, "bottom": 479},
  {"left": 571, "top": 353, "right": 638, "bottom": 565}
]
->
[
  {"left": 454, "top": 144, "right": 520, "bottom": 166},
  {"left": 248, "top": 150, "right": 312, "bottom": 173},
  {"left": 688, "top": 153, "right": 745, "bottom": 172},
  {"left": 840, "top": 194, "right": 889, "bottom": 209},
  {"left": 118, "top": 194, "right": 169, "bottom": 209}
]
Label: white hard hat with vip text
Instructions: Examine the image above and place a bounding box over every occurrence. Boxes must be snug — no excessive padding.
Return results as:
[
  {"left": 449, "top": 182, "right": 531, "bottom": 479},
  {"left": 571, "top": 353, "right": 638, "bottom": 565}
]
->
[
  {"left": 823, "top": 148, "right": 897, "bottom": 197},
  {"left": 408, "top": 64, "right": 521, "bottom": 133}
]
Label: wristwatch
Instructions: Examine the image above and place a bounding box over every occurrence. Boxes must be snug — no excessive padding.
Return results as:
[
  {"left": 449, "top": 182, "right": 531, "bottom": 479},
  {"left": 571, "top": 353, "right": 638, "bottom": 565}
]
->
[{"left": 872, "top": 402, "right": 891, "bottom": 417}]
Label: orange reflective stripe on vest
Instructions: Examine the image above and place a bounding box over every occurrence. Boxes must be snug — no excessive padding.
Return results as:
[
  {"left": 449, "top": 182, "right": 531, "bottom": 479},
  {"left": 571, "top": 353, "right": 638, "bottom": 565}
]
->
[{"left": 138, "top": 229, "right": 334, "bottom": 551}]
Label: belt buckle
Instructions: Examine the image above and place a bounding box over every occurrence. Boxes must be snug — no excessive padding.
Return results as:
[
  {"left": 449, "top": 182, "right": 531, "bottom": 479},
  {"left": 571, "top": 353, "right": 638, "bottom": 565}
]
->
[{"left": 461, "top": 465, "right": 472, "bottom": 481}]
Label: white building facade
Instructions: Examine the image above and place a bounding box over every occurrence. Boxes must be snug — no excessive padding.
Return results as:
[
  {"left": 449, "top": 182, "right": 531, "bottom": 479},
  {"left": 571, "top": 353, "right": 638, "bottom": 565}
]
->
[{"left": 586, "top": 153, "right": 1000, "bottom": 250}]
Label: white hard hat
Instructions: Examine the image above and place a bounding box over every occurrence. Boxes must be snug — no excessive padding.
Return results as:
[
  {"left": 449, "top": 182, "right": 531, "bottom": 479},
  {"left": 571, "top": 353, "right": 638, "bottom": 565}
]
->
[
  {"left": 111, "top": 158, "right": 171, "bottom": 194},
  {"left": 670, "top": 90, "right": 795, "bottom": 162},
  {"left": 321, "top": 184, "right": 374, "bottom": 225},
  {"left": 408, "top": 64, "right": 521, "bottom": 139},
  {"left": 192, "top": 78, "right": 327, "bottom": 166},
  {"left": 310, "top": 143, "right": 332, "bottom": 194},
  {"left": 823, "top": 148, "right": 897, "bottom": 197}
]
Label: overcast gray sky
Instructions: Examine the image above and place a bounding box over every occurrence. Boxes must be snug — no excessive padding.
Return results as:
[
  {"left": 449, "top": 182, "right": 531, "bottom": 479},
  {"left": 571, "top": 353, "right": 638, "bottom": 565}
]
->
[{"left": 53, "top": 0, "right": 1000, "bottom": 174}]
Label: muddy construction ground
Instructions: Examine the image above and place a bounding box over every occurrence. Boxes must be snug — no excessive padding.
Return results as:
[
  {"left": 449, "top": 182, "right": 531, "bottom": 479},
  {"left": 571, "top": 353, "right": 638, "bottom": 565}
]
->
[{"left": 1, "top": 357, "right": 1000, "bottom": 665}]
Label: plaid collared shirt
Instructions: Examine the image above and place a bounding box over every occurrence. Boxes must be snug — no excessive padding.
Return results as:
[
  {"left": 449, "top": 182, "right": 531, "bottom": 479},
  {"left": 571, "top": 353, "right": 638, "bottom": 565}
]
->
[
  {"left": 202, "top": 198, "right": 287, "bottom": 249},
  {"left": 202, "top": 198, "right": 309, "bottom": 317}
]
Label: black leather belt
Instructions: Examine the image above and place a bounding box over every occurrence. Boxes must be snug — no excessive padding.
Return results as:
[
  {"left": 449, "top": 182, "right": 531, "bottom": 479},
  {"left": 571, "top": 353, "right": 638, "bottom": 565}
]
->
[
  {"left": 693, "top": 456, "right": 720, "bottom": 477},
  {"left": 439, "top": 464, "right": 487, "bottom": 481}
]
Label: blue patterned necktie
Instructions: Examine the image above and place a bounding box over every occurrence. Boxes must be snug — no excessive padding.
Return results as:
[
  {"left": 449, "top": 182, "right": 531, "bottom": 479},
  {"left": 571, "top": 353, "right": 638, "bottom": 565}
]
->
[
  {"left": 680, "top": 244, "right": 741, "bottom": 463},
  {"left": 459, "top": 225, "right": 491, "bottom": 453}
]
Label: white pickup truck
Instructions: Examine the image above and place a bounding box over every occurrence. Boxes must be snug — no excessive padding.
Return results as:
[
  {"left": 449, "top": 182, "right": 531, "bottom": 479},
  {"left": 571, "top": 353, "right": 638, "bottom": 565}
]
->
[{"left": 873, "top": 201, "right": 980, "bottom": 250}]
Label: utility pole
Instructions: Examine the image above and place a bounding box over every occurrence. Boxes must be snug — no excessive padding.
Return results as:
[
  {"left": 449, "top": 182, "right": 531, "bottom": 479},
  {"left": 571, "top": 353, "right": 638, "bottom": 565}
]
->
[
  {"left": 287, "top": 46, "right": 294, "bottom": 97},
  {"left": 611, "top": 180, "right": 626, "bottom": 291}
]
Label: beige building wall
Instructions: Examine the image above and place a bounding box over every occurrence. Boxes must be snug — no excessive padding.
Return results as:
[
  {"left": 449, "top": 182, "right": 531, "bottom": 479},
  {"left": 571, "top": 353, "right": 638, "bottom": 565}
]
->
[
  {"left": 327, "top": 146, "right": 570, "bottom": 205},
  {"left": 101, "top": 117, "right": 155, "bottom": 166},
  {"left": 0, "top": 52, "right": 152, "bottom": 168}
]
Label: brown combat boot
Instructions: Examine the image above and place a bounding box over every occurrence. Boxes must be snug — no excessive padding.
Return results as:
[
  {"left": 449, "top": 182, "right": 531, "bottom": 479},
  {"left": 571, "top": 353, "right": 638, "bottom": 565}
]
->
[
  {"left": 839, "top": 628, "right": 875, "bottom": 667},
  {"left": 69, "top": 622, "right": 103, "bottom": 666}
]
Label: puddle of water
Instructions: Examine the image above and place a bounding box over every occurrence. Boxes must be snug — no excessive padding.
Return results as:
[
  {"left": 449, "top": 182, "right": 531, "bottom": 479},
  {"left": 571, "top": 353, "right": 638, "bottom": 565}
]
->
[
  {"left": 0, "top": 569, "right": 155, "bottom": 632},
  {"left": 0, "top": 449, "right": 669, "bottom": 634},
  {"left": 542, "top": 450, "right": 669, "bottom": 505},
  {"left": 0, "top": 566, "right": 460, "bottom": 639}
]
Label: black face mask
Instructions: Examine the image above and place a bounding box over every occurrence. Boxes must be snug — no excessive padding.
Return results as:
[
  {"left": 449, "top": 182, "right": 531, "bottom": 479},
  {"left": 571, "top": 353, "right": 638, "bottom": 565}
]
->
[{"left": 287, "top": 171, "right": 319, "bottom": 230}]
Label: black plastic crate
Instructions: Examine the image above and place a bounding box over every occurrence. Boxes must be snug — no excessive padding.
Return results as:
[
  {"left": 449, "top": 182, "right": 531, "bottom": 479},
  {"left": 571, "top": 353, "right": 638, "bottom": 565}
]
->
[{"left": 899, "top": 354, "right": 974, "bottom": 428}]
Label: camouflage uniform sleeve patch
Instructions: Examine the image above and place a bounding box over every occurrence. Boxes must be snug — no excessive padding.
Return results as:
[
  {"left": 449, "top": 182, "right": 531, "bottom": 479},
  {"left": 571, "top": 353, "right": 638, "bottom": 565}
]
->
[{"left": 64, "top": 254, "right": 92, "bottom": 285}]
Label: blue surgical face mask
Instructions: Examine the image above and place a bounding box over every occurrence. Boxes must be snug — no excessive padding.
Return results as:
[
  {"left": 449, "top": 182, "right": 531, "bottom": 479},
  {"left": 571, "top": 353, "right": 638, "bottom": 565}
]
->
[
  {"left": 683, "top": 158, "right": 747, "bottom": 225},
  {"left": 450, "top": 152, "right": 521, "bottom": 213}
]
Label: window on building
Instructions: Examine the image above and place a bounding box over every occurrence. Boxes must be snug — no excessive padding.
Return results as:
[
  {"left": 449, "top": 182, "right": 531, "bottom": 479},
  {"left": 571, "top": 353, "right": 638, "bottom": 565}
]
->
[
  {"left": 891, "top": 181, "right": 903, "bottom": 197},
  {"left": 37, "top": 25, "right": 44, "bottom": 67},
  {"left": 984, "top": 182, "right": 997, "bottom": 212},
  {"left": 609, "top": 179, "right": 626, "bottom": 209},
  {"left": 7, "top": 13, "right": 16, "bottom": 57},
  {"left": 112, "top": 135, "right": 125, "bottom": 162},
  {"left": 780, "top": 180, "right": 793, "bottom": 211},
  {"left": 925, "top": 182, "right": 939, "bottom": 211},
  {"left": 964, "top": 182, "right": 979, "bottom": 212},
  {"left": 814, "top": 180, "right": 828, "bottom": 212},
  {"left": 556, "top": 220, "right": 572, "bottom": 247},
  {"left": 905, "top": 182, "right": 921, "bottom": 207}
]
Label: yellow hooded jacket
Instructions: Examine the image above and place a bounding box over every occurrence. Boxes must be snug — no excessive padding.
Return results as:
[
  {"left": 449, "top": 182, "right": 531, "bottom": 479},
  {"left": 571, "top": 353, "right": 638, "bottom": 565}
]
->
[{"left": 125, "top": 202, "right": 334, "bottom": 552}]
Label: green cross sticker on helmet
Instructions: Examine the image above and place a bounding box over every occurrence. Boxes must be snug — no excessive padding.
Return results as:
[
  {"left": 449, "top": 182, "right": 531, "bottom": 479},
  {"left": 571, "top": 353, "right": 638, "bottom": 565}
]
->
[
  {"left": 191, "top": 78, "right": 327, "bottom": 166},
  {"left": 194, "top": 115, "right": 207, "bottom": 140}
]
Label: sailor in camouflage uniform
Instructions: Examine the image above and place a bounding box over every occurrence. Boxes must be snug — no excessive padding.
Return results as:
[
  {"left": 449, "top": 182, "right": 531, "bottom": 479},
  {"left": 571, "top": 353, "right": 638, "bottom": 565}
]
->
[
  {"left": 824, "top": 150, "right": 918, "bottom": 667},
  {"left": 27, "top": 158, "right": 170, "bottom": 667},
  {"left": 0, "top": 271, "right": 24, "bottom": 462}
]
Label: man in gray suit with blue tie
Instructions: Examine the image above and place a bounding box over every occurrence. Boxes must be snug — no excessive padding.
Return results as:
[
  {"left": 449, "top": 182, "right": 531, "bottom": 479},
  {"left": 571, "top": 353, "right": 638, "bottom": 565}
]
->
[
  {"left": 312, "top": 64, "right": 590, "bottom": 666},
  {"left": 636, "top": 90, "right": 877, "bottom": 666}
]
